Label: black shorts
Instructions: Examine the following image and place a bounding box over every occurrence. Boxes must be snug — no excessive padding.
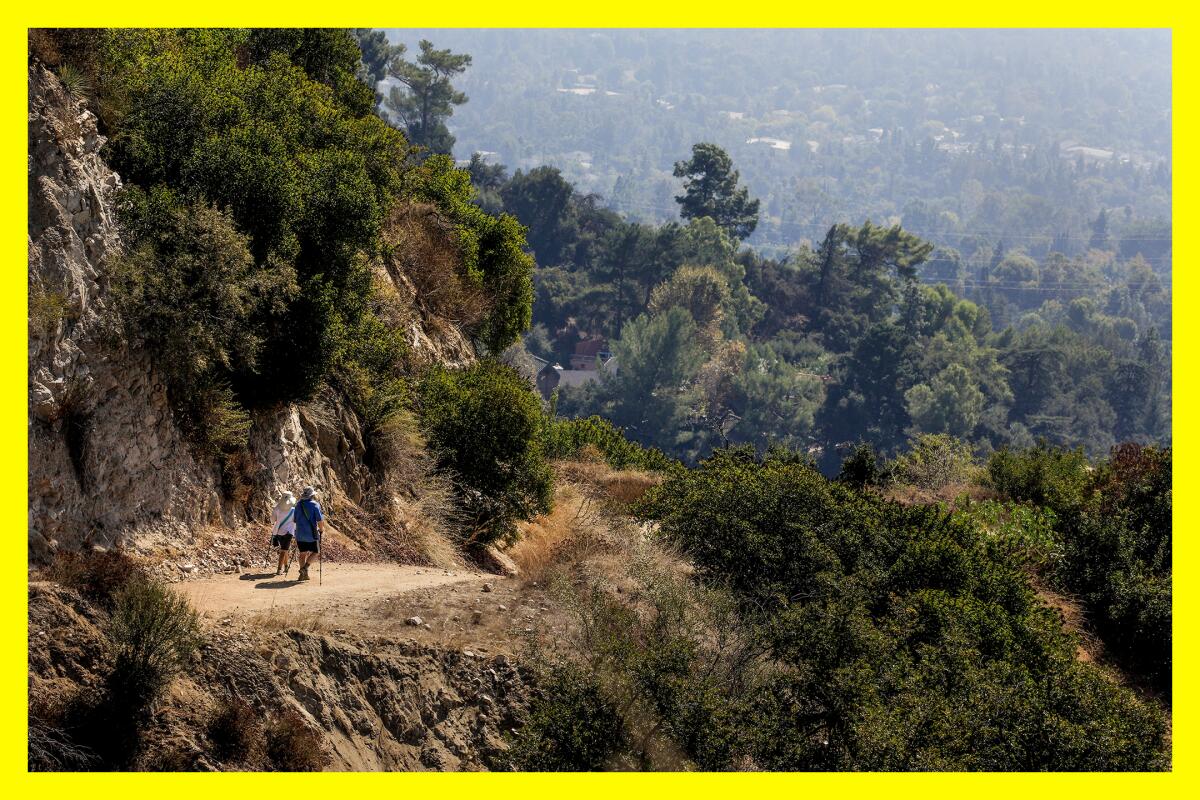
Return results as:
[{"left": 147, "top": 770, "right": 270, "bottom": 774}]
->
[
  {"left": 271, "top": 533, "right": 293, "bottom": 549},
  {"left": 296, "top": 538, "right": 319, "bottom": 553}
]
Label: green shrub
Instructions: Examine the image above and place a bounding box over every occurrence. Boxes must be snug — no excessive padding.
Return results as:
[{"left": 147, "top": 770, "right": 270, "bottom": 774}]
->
[
  {"left": 542, "top": 415, "right": 678, "bottom": 473},
  {"left": 331, "top": 295, "right": 410, "bottom": 431},
  {"left": 111, "top": 193, "right": 290, "bottom": 401},
  {"left": 1059, "top": 444, "right": 1172, "bottom": 693},
  {"left": 986, "top": 441, "right": 1091, "bottom": 512},
  {"left": 29, "top": 287, "right": 73, "bottom": 337},
  {"left": 245, "top": 28, "right": 376, "bottom": 115},
  {"left": 110, "top": 195, "right": 273, "bottom": 462},
  {"left": 836, "top": 441, "right": 888, "bottom": 489},
  {"left": 563, "top": 561, "right": 758, "bottom": 770},
  {"left": 989, "top": 442, "right": 1171, "bottom": 694},
  {"left": 418, "top": 359, "right": 553, "bottom": 545},
  {"left": 59, "top": 576, "right": 203, "bottom": 768},
  {"left": 501, "top": 662, "right": 627, "bottom": 771},
  {"left": 106, "top": 578, "right": 202, "bottom": 714},
  {"left": 190, "top": 380, "right": 254, "bottom": 457},
  {"left": 892, "top": 433, "right": 975, "bottom": 490},
  {"left": 953, "top": 500, "right": 1062, "bottom": 571},
  {"left": 639, "top": 446, "right": 879, "bottom": 605},
  {"left": 637, "top": 445, "right": 1169, "bottom": 770}
]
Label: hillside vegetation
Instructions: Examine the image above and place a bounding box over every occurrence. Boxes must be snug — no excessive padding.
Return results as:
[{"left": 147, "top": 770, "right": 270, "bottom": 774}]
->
[
  {"left": 380, "top": 30, "right": 1170, "bottom": 467},
  {"left": 391, "top": 29, "right": 1170, "bottom": 259},
  {"left": 28, "top": 28, "right": 1170, "bottom": 772},
  {"left": 473, "top": 154, "right": 1169, "bottom": 466},
  {"left": 498, "top": 441, "right": 1170, "bottom": 770}
]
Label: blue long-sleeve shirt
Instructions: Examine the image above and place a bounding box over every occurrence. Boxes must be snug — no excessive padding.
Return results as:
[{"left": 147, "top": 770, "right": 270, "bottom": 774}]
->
[{"left": 293, "top": 498, "right": 324, "bottom": 542}]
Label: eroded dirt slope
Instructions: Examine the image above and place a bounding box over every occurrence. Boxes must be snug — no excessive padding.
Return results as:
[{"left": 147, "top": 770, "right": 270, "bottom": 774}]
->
[{"left": 30, "top": 576, "right": 534, "bottom": 771}]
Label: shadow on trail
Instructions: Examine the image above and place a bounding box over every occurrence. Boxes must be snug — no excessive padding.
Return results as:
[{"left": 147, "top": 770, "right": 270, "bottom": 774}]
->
[
  {"left": 254, "top": 580, "right": 301, "bottom": 589},
  {"left": 239, "top": 572, "right": 277, "bottom": 581}
]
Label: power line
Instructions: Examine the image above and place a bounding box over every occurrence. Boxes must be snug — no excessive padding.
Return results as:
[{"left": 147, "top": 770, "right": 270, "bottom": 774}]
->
[
  {"left": 604, "top": 197, "right": 1173, "bottom": 246},
  {"left": 922, "top": 279, "right": 1172, "bottom": 294}
]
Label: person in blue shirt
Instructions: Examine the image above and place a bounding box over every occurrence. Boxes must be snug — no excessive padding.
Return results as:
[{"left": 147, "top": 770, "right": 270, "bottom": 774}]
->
[{"left": 292, "top": 485, "right": 325, "bottom": 582}]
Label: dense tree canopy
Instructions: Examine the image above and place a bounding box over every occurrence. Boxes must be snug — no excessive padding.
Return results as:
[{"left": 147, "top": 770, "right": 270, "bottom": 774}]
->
[
  {"left": 81, "top": 27, "right": 534, "bottom": 473},
  {"left": 627, "top": 447, "right": 1169, "bottom": 770},
  {"left": 454, "top": 132, "right": 1169, "bottom": 467},
  {"left": 400, "top": 29, "right": 1169, "bottom": 268}
]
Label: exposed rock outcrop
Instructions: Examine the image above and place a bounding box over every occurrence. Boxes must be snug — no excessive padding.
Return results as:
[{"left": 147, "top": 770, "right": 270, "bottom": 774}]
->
[
  {"left": 28, "top": 63, "right": 221, "bottom": 560},
  {"left": 27, "top": 63, "right": 475, "bottom": 563}
]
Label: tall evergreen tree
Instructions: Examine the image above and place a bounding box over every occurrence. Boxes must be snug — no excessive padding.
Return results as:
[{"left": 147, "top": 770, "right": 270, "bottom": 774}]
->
[
  {"left": 352, "top": 28, "right": 399, "bottom": 87},
  {"left": 385, "top": 40, "right": 472, "bottom": 155},
  {"left": 673, "top": 143, "right": 760, "bottom": 241}
]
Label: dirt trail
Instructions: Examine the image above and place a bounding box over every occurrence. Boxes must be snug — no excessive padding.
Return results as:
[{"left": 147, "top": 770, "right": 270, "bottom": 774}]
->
[
  {"left": 177, "top": 563, "right": 487, "bottom": 621},
  {"left": 175, "top": 561, "right": 565, "bottom": 658}
]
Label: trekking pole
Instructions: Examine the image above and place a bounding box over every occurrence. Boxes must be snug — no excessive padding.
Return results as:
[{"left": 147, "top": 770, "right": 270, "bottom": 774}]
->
[{"left": 318, "top": 532, "right": 323, "bottom": 586}]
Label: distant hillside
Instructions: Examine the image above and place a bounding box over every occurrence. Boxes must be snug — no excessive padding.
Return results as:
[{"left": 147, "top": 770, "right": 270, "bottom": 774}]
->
[{"left": 384, "top": 29, "right": 1171, "bottom": 259}]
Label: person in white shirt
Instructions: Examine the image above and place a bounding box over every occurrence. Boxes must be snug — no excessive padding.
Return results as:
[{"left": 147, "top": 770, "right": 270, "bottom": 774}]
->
[{"left": 270, "top": 491, "right": 297, "bottom": 577}]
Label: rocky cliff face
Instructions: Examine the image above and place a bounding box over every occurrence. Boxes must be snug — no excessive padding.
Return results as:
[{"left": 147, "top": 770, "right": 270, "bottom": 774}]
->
[
  {"left": 29, "top": 582, "right": 527, "bottom": 770},
  {"left": 28, "top": 64, "right": 474, "bottom": 564},
  {"left": 28, "top": 63, "right": 215, "bottom": 561}
]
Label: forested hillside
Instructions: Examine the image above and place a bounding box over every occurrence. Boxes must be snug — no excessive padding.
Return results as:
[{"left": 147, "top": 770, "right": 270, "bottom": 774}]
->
[
  {"left": 368, "top": 29, "right": 1171, "bottom": 467},
  {"left": 444, "top": 144, "right": 1170, "bottom": 467},
  {"left": 28, "top": 28, "right": 1171, "bottom": 773},
  {"left": 387, "top": 29, "right": 1171, "bottom": 262}
]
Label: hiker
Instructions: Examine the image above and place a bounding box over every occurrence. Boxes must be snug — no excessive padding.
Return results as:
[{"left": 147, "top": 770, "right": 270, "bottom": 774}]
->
[
  {"left": 270, "top": 491, "right": 296, "bottom": 577},
  {"left": 292, "top": 485, "right": 324, "bottom": 582}
]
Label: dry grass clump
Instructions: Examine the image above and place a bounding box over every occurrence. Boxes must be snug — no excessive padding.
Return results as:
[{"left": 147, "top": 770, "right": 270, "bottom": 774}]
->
[
  {"left": 43, "top": 548, "right": 145, "bottom": 610},
  {"left": 248, "top": 610, "right": 330, "bottom": 634},
  {"left": 509, "top": 483, "right": 601, "bottom": 584},
  {"left": 206, "top": 696, "right": 261, "bottom": 763},
  {"left": 316, "top": 460, "right": 464, "bottom": 570},
  {"left": 379, "top": 203, "right": 490, "bottom": 336},
  {"left": 885, "top": 481, "right": 998, "bottom": 508},
  {"left": 602, "top": 471, "right": 662, "bottom": 505},
  {"left": 508, "top": 508, "right": 757, "bottom": 771},
  {"left": 352, "top": 402, "right": 466, "bottom": 570},
  {"left": 508, "top": 467, "right": 677, "bottom": 592},
  {"left": 29, "top": 29, "right": 64, "bottom": 66},
  {"left": 265, "top": 709, "right": 330, "bottom": 771},
  {"left": 28, "top": 688, "right": 99, "bottom": 771},
  {"left": 382, "top": 487, "right": 466, "bottom": 570},
  {"left": 553, "top": 458, "right": 663, "bottom": 506}
]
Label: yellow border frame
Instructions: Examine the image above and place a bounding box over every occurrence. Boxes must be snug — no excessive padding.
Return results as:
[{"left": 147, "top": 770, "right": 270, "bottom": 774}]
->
[{"left": 2, "top": 7, "right": 1186, "bottom": 795}]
